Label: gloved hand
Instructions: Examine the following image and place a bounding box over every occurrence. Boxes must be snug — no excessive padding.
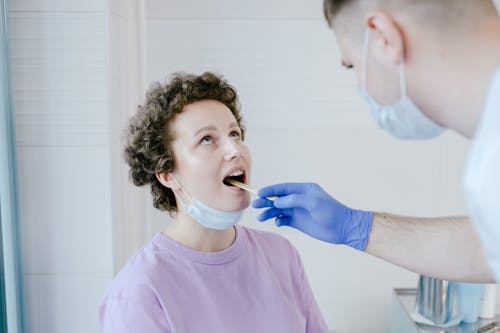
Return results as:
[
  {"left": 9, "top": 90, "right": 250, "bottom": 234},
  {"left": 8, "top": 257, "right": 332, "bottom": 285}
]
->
[{"left": 252, "top": 182, "right": 373, "bottom": 251}]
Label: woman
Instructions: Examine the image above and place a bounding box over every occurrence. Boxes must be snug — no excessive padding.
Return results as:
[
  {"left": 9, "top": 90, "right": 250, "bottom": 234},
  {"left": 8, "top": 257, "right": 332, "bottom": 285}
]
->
[{"left": 99, "top": 72, "right": 328, "bottom": 333}]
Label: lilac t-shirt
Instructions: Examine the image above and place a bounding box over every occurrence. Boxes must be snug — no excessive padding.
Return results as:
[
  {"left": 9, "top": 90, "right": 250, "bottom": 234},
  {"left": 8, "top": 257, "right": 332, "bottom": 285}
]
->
[{"left": 99, "top": 226, "right": 328, "bottom": 333}]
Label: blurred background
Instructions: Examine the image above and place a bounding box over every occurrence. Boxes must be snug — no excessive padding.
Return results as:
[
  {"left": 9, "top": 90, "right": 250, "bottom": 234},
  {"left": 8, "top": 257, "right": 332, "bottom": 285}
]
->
[{"left": 2, "top": 0, "right": 500, "bottom": 332}]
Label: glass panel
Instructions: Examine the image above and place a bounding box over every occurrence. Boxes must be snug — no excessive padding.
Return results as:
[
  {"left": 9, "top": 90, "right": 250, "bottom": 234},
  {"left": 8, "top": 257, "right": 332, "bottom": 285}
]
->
[
  {"left": 0, "top": 0, "right": 25, "bottom": 331},
  {"left": 0, "top": 204, "right": 7, "bottom": 333}
]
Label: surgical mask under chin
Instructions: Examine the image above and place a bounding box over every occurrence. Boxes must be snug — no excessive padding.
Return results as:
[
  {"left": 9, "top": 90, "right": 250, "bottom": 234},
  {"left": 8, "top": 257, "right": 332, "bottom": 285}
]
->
[
  {"left": 359, "top": 29, "right": 444, "bottom": 140},
  {"left": 172, "top": 176, "right": 244, "bottom": 231}
]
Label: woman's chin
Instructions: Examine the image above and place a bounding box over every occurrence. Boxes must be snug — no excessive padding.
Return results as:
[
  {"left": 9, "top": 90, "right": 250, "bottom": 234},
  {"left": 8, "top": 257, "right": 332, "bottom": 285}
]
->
[{"left": 239, "top": 199, "right": 251, "bottom": 210}]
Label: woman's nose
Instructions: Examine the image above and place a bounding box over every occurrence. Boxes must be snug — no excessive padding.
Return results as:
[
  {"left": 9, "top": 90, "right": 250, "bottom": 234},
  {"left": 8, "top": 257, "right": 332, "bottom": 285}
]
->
[{"left": 223, "top": 139, "right": 242, "bottom": 161}]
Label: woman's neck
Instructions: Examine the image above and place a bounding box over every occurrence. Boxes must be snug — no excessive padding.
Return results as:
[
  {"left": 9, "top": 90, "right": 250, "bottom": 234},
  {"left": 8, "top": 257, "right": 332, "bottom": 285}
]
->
[{"left": 163, "top": 212, "right": 236, "bottom": 252}]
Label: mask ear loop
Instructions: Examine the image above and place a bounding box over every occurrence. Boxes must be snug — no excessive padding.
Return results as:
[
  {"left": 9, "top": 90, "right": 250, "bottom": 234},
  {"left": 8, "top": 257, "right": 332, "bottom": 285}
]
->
[
  {"left": 361, "top": 28, "right": 371, "bottom": 90},
  {"left": 169, "top": 174, "right": 193, "bottom": 208},
  {"left": 398, "top": 54, "right": 408, "bottom": 100},
  {"left": 363, "top": 28, "right": 408, "bottom": 101}
]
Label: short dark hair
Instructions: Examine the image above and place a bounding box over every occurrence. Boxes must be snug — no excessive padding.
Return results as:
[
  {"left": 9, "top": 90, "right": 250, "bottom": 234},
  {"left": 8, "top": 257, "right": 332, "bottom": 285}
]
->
[
  {"left": 323, "top": 0, "right": 498, "bottom": 28},
  {"left": 323, "top": 0, "right": 352, "bottom": 27},
  {"left": 124, "top": 72, "right": 245, "bottom": 212}
]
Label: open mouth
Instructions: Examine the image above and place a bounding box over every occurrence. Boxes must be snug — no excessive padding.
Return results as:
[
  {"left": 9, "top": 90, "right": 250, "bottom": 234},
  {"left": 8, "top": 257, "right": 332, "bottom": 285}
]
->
[{"left": 223, "top": 170, "right": 246, "bottom": 187}]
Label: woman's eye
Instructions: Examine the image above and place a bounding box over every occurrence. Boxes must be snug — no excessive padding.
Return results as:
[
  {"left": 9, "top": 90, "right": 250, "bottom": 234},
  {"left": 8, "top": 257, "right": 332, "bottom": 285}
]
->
[
  {"left": 230, "top": 131, "right": 241, "bottom": 140},
  {"left": 200, "top": 136, "right": 214, "bottom": 145}
]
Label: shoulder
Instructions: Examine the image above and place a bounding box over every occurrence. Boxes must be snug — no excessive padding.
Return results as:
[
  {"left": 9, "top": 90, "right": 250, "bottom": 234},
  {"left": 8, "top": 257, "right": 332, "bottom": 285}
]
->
[
  {"left": 99, "top": 242, "right": 172, "bottom": 332},
  {"left": 100, "top": 236, "right": 169, "bottom": 305}
]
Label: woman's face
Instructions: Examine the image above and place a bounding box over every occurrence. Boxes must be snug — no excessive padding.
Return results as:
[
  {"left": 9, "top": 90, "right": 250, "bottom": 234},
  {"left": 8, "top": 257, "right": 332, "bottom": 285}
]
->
[{"left": 169, "top": 99, "right": 251, "bottom": 212}]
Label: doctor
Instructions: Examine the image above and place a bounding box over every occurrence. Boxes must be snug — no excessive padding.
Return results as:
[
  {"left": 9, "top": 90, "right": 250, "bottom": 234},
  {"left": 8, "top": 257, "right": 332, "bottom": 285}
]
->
[{"left": 253, "top": 0, "right": 500, "bottom": 283}]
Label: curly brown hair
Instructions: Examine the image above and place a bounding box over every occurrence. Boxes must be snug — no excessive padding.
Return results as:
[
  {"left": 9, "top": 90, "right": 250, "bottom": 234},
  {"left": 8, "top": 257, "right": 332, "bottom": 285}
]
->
[{"left": 124, "top": 71, "right": 245, "bottom": 213}]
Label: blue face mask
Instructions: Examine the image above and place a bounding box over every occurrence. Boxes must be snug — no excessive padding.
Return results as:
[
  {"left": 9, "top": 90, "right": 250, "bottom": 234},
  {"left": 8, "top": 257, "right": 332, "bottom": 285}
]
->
[
  {"left": 172, "top": 176, "right": 244, "bottom": 231},
  {"left": 359, "top": 29, "right": 444, "bottom": 140}
]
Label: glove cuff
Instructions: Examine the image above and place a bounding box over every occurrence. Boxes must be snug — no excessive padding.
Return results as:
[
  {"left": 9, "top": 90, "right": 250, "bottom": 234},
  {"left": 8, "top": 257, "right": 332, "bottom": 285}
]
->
[{"left": 346, "top": 210, "right": 373, "bottom": 251}]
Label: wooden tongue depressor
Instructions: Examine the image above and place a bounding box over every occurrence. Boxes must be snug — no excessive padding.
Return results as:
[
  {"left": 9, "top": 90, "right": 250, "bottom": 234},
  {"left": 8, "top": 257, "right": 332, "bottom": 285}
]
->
[{"left": 224, "top": 178, "right": 277, "bottom": 201}]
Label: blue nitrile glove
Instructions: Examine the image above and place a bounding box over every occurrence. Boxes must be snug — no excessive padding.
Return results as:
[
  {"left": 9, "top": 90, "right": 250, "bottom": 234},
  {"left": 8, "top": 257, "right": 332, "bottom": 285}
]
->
[{"left": 252, "top": 183, "right": 373, "bottom": 251}]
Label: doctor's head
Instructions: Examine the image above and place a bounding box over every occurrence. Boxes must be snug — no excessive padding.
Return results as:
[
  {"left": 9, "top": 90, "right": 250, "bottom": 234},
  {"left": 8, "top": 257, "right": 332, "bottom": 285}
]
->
[
  {"left": 323, "top": 0, "right": 498, "bottom": 138},
  {"left": 124, "top": 72, "right": 252, "bottom": 215}
]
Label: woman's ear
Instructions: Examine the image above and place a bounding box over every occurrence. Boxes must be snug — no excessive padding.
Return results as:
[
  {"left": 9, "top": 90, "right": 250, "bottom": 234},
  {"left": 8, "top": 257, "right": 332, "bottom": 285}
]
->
[
  {"left": 364, "top": 11, "right": 405, "bottom": 64},
  {"left": 156, "top": 172, "right": 179, "bottom": 190}
]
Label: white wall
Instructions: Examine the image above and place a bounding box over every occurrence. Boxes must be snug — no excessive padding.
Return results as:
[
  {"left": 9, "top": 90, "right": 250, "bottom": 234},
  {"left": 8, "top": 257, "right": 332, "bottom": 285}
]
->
[
  {"left": 8, "top": 0, "right": 499, "bottom": 332},
  {"left": 106, "top": 0, "right": 151, "bottom": 274},
  {"left": 141, "top": 1, "right": 489, "bottom": 332},
  {"left": 9, "top": 1, "right": 115, "bottom": 332}
]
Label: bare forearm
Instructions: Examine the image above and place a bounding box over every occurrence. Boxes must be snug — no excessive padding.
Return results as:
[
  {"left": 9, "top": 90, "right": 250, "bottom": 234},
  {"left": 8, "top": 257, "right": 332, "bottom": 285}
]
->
[{"left": 365, "top": 212, "right": 494, "bottom": 282}]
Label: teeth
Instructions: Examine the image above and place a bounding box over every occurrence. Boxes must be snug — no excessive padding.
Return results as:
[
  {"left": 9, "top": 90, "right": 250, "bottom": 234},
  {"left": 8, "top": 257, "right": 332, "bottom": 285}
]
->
[{"left": 229, "top": 170, "right": 243, "bottom": 177}]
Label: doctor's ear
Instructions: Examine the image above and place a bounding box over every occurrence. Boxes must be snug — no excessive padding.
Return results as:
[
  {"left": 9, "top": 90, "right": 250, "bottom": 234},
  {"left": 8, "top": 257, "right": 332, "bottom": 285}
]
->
[
  {"left": 364, "top": 11, "right": 405, "bottom": 64},
  {"left": 156, "top": 172, "right": 179, "bottom": 190}
]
